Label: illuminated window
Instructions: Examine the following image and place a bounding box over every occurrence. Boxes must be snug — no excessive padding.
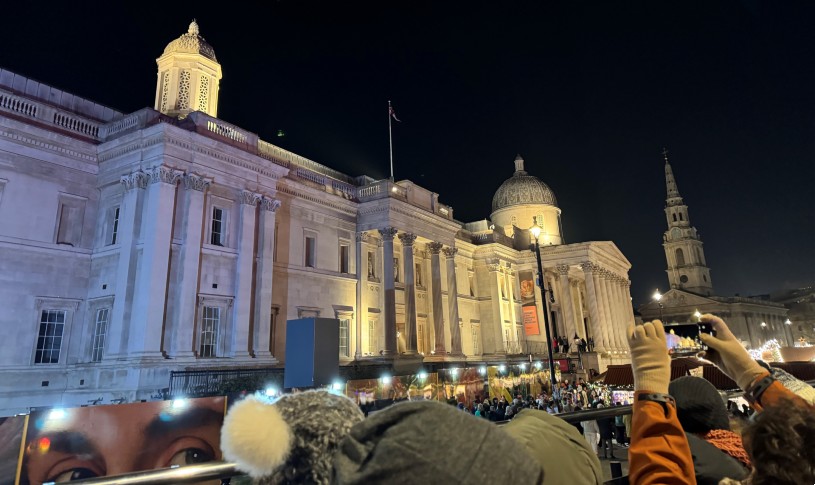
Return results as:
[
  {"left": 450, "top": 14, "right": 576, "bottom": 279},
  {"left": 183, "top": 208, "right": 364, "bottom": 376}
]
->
[
  {"left": 91, "top": 308, "right": 109, "bottom": 362},
  {"left": 200, "top": 307, "right": 220, "bottom": 358},
  {"left": 177, "top": 70, "right": 191, "bottom": 109},
  {"left": 35, "top": 310, "right": 65, "bottom": 364},
  {"left": 198, "top": 76, "right": 209, "bottom": 112},
  {"left": 339, "top": 319, "right": 350, "bottom": 357}
]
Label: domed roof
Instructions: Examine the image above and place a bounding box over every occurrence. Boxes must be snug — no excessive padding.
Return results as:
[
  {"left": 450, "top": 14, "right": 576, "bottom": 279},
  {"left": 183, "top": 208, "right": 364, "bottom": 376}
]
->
[
  {"left": 162, "top": 20, "right": 217, "bottom": 62},
  {"left": 491, "top": 155, "right": 558, "bottom": 212}
]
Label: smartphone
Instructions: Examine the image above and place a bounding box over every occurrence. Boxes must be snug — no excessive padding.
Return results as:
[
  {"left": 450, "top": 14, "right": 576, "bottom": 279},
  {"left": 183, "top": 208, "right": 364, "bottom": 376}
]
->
[{"left": 663, "top": 322, "right": 715, "bottom": 355}]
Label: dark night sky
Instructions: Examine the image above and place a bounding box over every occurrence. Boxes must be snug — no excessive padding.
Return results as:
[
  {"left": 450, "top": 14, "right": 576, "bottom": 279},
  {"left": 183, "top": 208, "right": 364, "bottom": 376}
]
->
[{"left": 1, "top": 1, "right": 813, "bottom": 306}]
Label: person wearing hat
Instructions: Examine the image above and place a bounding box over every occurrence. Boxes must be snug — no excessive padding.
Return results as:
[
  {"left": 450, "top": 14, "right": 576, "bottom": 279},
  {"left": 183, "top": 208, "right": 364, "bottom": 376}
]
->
[{"left": 668, "top": 376, "right": 750, "bottom": 483}]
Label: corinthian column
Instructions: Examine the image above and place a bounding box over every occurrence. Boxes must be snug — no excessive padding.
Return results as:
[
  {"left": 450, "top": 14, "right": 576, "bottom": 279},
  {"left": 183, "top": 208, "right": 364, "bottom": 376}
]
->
[
  {"left": 428, "top": 242, "right": 447, "bottom": 355},
  {"left": 580, "top": 262, "right": 606, "bottom": 352},
  {"left": 556, "top": 264, "right": 577, "bottom": 347},
  {"left": 399, "top": 233, "right": 418, "bottom": 354},
  {"left": 597, "top": 269, "right": 617, "bottom": 350},
  {"left": 129, "top": 165, "right": 183, "bottom": 358},
  {"left": 253, "top": 196, "right": 280, "bottom": 360},
  {"left": 169, "top": 173, "right": 211, "bottom": 359},
  {"left": 354, "top": 231, "right": 367, "bottom": 359},
  {"left": 379, "top": 227, "right": 399, "bottom": 355},
  {"left": 443, "top": 247, "right": 463, "bottom": 355},
  {"left": 231, "top": 190, "right": 261, "bottom": 357},
  {"left": 107, "top": 170, "right": 147, "bottom": 358}
]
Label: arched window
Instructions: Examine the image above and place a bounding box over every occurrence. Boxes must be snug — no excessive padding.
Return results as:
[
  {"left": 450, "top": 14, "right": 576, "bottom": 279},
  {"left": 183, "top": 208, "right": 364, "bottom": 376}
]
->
[
  {"left": 675, "top": 248, "right": 686, "bottom": 266},
  {"left": 679, "top": 212, "right": 684, "bottom": 221},
  {"left": 672, "top": 213, "right": 677, "bottom": 222}
]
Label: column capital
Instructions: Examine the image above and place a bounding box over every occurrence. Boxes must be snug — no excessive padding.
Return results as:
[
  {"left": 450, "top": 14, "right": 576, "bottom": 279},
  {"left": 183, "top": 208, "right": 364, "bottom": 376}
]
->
[
  {"left": 120, "top": 170, "right": 148, "bottom": 190},
  {"left": 487, "top": 263, "right": 502, "bottom": 273},
  {"left": 147, "top": 165, "right": 183, "bottom": 185},
  {"left": 183, "top": 173, "right": 212, "bottom": 191},
  {"left": 579, "top": 261, "right": 596, "bottom": 274},
  {"left": 398, "top": 232, "right": 418, "bottom": 246},
  {"left": 355, "top": 231, "right": 369, "bottom": 243},
  {"left": 378, "top": 227, "right": 398, "bottom": 241},
  {"left": 427, "top": 241, "right": 444, "bottom": 254},
  {"left": 260, "top": 197, "right": 281, "bottom": 212},
  {"left": 442, "top": 246, "right": 458, "bottom": 258},
  {"left": 239, "top": 190, "right": 262, "bottom": 205},
  {"left": 556, "top": 264, "right": 570, "bottom": 276}
]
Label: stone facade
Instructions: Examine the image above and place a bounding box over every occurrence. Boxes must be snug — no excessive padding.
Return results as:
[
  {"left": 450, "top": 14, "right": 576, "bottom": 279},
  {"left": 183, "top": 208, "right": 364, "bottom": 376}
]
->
[{"left": 0, "top": 23, "right": 635, "bottom": 415}]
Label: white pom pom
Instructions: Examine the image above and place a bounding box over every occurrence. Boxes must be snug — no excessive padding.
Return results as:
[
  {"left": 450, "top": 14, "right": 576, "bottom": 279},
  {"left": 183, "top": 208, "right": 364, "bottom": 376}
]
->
[{"left": 220, "top": 396, "right": 293, "bottom": 477}]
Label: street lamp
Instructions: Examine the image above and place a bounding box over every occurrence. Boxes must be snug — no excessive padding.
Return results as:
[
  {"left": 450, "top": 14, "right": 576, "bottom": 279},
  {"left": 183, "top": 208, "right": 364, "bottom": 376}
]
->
[
  {"left": 529, "top": 218, "right": 559, "bottom": 400},
  {"left": 784, "top": 318, "right": 793, "bottom": 346},
  {"left": 653, "top": 289, "right": 664, "bottom": 321},
  {"left": 693, "top": 310, "right": 701, "bottom": 322}
]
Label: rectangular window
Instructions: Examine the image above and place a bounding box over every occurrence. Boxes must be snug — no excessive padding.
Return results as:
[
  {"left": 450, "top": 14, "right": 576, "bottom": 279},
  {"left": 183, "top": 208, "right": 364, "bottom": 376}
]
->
[
  {"left": 368, "top": 319, "right": 376, "bottom": 354},
  {"left": 417, "top": 321, "right": 425, "bottom": 354},
  {"left": 57, "top": 204, "right": 82, "bottom": 246},
  {"left": 200, "top": 306, "right": 221, "bottom": 357},
  {"left": 35, "top": 310, "right": 65, "bottom": 364},
  {"left": 339, "top": 319, "right": 350, "bottom": 357},
  {"left": 339, "top": 244, "right": 350, "bottom": 274},
  {"left": 504, "top": 328, "right": 511, "bottom": 352},
  {"left": 273, "top": 223, "right": 279, "bottom": 262},
  {"left": 91, "top": 308, "right": 109, "bottom": 362},
  {"left": 108, "top": 206, "right": 120, "bottom": 245},
  {"left": 211, "top": 207, "right": 225, "bottom": 246},
  {"left": 305, "top": 235, "right": 316, "bottom": 268},
  {"left": 472, "top": 326, "right": 480, "bottom": 355}
]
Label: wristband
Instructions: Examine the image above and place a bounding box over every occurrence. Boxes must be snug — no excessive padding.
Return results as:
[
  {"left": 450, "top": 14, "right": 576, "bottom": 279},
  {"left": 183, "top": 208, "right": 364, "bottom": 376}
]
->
[
  {"left": 745, "top": 375, "right": 775, "bottom": 407},
  {"left": 637, "top": 393, "right": 676, "bottom": 414}
]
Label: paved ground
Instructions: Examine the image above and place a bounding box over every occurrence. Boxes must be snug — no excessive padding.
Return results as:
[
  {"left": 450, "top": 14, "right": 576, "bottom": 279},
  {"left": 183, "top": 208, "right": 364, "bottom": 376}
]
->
[{"left": 599, "top": 442, "right": 630, "bottom": 483}]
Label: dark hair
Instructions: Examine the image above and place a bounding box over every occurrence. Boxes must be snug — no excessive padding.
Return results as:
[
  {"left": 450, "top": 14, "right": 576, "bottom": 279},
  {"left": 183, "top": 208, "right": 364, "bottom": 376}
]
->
[{"left": 742, "top": 399, "right": 815, "bottom": 485}]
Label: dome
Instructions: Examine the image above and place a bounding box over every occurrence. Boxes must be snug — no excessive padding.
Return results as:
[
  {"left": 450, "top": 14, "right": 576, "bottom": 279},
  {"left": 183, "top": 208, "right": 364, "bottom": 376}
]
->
[
  {"left": 162, "top": 20, "right": 217, "bottom": 62},
  {"left": 491, "top": 155, "right": 558, "bottom": 212}
]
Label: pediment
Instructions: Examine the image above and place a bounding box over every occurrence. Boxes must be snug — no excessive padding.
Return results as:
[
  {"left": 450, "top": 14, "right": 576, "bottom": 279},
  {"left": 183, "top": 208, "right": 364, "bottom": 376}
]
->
[{"left": 640, "top": 289, "right": 717, "bottom": 310}]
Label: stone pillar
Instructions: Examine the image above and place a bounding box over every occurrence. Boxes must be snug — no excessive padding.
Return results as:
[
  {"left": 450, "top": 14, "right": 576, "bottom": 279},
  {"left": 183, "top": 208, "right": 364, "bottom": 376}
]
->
[
  {"left": 169, "top": 173, "right": 211, "bottom": 358},
  {"left": 598, "top": 270, "right": 618, "bottom": 350},
  {"left": 399, "top": 233, "right": 418, "bottom": 354},
  {"left": 580, "top": 262, "right": 606, "bottom": 352},
  {"left": 557, "top": 264, "right": 577, "bottom": 348},
  {"left": 379, "top": 227, "right": 398, "bottom": 355},
  {"left": 614, "top": 276, "right": 631, "bottom": 343},
  {"left": 231, "top": 190, "right": 261, "bottom": 357},
  {"left": 354, "top": 231, "right": 367, "bottom": 359},
  {"left": 443, "top": 247, "right": 463, "bottom": 355},
  {"left": 107, "top": 170, "right": 146, "bottom": 358},
  {"left": 485, "top": 262, "right": 506, "bottom": 354},
  {"left": 253, "top": 196, "right": 280, "bottom": 359},
  {"left": 428, "top": 242, "right": 447, "bottom": 355},
  {"left": 129, "top": 165, "right": 183, "bottom": 358},
  {"left": 624, "top": 280, "right": 636, "bottom": 323},
  {"left": 572, "top": 280, "right": 587, "bottom": 339}
]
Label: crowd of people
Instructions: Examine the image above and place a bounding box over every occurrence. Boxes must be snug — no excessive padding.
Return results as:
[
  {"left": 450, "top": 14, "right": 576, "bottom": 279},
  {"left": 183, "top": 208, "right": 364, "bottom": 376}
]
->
[{"left": 218, "top": 313, "right": 815, "bottom": 485}]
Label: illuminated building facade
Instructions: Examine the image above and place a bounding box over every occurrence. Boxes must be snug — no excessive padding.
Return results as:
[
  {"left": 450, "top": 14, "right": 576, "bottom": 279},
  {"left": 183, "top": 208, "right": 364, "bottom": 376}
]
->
[{"left": 0, "top": 22, "right": 634, "bottom": 415}]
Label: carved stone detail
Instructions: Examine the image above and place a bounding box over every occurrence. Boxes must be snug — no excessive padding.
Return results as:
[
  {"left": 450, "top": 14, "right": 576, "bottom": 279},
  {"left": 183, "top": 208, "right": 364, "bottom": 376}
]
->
[
  {"left": 378, "top": 227, "right": 398, "bottom": 241},
  {"left": 427, "top": 241, "right": 444, "bottom": 254},
  {"left": 398, "top": 232, "right": 418, "bottom": 246},
  {"left": 579, "top": 261, "right": 596, "bottom": 274},
  {"left": 240, "top": 190, "right": 262, "bottom": 205},
  {"left": 260, "top": 197, "right": 281, "bottom": 212},
  {"left": 442, "top": 246, "right": 458, "bottom": 258},
  {"left": 120, "top": 171, "right": 148, "bottom": 190},
  {"left": 147, "top": 165, "right": 183, "bottom": 185},
  {"left": 183, "top": 173, "right": 212, "bottom": 191},
  {"left": 487, "top": 263, "right": 502, "bottom": 273},
  {"left": 355, "top": 231, "right": 368, "bottom": 243},
  {"left": 556, "top": 264, "right": 570, "bottom": 276}
]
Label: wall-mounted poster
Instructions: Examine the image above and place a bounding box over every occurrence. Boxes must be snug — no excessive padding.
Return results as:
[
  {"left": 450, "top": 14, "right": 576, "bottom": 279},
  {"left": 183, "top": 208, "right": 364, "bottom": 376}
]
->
[
  {"left": 18, "top": 397, "right": 225, "bottom": 484},
  {"left": 519, "top": 270, "right": 540, "bottom": 335}
]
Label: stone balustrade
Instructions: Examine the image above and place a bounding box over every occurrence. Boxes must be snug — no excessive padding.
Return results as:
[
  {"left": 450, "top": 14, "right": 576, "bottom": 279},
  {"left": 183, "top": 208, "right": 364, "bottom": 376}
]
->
[{"left": 0, "top": 88, "right": 103, "bottom": 140}]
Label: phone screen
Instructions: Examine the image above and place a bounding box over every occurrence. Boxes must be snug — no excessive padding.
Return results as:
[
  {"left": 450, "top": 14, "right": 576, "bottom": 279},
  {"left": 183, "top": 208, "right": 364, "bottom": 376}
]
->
[{"left": 663, "top": 322, "right": 714, "bottom": 355}]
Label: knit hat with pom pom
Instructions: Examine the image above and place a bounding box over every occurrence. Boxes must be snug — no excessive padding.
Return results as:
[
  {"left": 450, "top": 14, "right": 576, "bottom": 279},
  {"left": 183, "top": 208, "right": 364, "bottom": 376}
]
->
[{"left": 220, "top": 389, "right": 364, "bottom": 484}]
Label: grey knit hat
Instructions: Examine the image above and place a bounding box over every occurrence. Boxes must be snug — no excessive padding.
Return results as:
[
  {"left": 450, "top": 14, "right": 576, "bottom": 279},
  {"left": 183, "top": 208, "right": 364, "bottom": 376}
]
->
[
  {"left": 221, "top": 390, "right": 364, "bottom": 484},
  {"left": 669, "top": 376, "right": 729, "bottom": 433}
]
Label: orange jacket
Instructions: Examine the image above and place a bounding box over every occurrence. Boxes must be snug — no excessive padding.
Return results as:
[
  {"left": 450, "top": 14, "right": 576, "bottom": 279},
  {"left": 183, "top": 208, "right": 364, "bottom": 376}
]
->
[{"left": 628, "top": 371, "right": 809, "bottom": 485}]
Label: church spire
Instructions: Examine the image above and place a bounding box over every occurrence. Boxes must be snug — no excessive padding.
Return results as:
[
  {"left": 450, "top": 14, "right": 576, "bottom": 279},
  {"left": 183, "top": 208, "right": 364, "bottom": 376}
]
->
[{"left": 663, "top": 148, "right": 682, "bottom": 206}]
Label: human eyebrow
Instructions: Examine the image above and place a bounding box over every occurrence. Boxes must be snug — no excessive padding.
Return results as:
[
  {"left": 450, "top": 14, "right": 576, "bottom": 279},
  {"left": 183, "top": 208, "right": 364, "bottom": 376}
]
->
[
  {"left": 29, "top": 430, "right": 100, "bottom": 457},
  {"left": 143, "top": 407, "right": 223, "bottom": 441}
]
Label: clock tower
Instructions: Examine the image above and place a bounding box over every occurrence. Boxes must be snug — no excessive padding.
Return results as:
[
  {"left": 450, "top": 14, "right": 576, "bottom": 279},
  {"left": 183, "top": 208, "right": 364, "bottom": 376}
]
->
[{"left": 661, "top": 149, "right": 713, "bottom": 296}]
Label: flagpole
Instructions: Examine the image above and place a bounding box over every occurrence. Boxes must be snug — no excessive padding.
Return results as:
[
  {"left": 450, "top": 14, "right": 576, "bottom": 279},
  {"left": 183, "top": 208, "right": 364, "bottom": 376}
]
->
[{"left": 388, "top": 100, "right": 394, "bottom": 181}]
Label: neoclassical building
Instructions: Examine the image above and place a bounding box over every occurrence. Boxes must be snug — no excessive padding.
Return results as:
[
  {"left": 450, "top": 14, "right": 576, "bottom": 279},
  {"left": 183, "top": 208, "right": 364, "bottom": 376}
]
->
[
  {"left": 0, "top": 21, "right": 634, "bottom": 415},
  {"left": 638, "top": 152, "right": 790, "bottom": 348}
]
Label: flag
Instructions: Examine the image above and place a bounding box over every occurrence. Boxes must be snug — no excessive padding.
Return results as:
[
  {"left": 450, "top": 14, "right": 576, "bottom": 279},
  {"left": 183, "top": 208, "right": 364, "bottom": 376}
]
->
[{"left": 389, "top": 105, "right": 401, "bottom": 122}]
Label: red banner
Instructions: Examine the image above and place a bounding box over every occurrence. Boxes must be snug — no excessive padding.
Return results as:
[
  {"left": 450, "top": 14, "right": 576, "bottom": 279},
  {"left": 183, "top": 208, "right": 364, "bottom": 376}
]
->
[{"left": 522, "top": 305, "right": 540, "bottom": 336}]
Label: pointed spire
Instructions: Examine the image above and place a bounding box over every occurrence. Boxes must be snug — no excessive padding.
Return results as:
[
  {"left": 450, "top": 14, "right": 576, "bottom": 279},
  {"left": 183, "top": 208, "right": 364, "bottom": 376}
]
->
[
  {"left": 189, "top": 19, "right": 200, "bottom": 35},
  {"left": 663, "top": 148, "right": 682, "bottom": 202},
  {"left": 514, "top": 154, "right": 526, "bottom": 174}
]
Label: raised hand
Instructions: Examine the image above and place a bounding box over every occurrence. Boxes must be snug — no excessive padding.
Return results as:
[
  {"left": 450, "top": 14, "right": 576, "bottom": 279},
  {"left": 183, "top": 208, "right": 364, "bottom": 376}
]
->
[{"left": 698, "top": 314, "right": 766, "bottom": 391}]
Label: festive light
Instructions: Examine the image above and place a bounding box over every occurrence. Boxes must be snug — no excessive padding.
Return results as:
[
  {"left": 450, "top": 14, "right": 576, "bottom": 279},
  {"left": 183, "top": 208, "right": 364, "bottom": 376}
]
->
[
  {"left": 380, "top": 375, "right": 392, "bottom": 385},
  {"left": 478, "top": 366, "right": 486, "bottom": 375},
  {"left": 265, "top": 387, "right": 278, "bottom": 397},
  {"left": 418, "top": 371, "right": 428, "bottom": 380},
  {"left": 748, "top": 339, "right": 783, "bottom": 362},
  {"left": 48, "top": 409, "right": 66, "bottom": 420}
]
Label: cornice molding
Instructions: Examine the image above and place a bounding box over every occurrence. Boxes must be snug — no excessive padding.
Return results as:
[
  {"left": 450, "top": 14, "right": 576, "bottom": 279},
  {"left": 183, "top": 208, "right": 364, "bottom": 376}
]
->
[{"left": 0, "top": 126, "right": 96, "bottom": 162}]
